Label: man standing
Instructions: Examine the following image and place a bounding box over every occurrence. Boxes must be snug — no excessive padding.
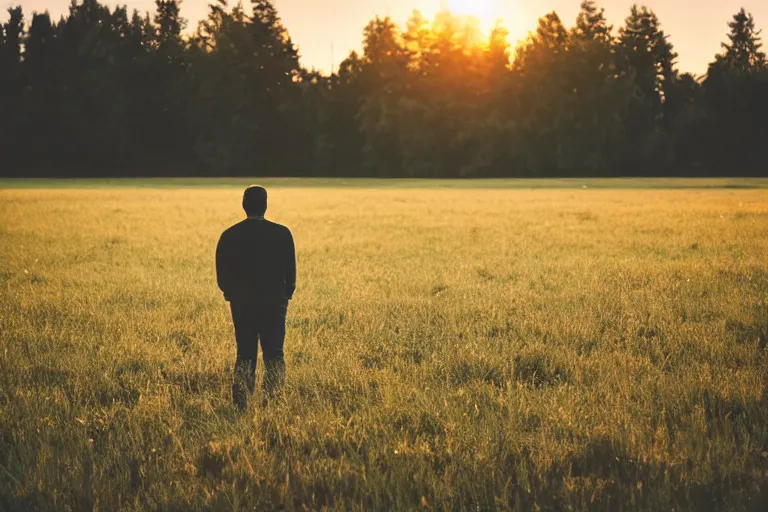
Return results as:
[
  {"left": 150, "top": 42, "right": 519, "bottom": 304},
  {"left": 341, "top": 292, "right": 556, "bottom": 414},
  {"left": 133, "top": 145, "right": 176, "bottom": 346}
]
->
[{"left": 216, "top": 186, "right": 296, "bottom": 411}]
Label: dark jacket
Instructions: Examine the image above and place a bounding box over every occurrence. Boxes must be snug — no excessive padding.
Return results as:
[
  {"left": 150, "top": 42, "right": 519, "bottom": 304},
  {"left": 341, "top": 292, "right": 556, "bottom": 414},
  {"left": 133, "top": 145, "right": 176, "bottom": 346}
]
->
[{"left": 216, "top": 218, "right": 296, "bottom": 304}]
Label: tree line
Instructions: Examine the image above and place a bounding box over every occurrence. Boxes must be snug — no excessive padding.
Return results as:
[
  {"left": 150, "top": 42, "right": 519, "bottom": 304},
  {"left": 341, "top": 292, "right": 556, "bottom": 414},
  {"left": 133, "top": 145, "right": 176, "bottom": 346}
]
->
[{"left": 1, "top": 0, "right": 766, "bottom": 178}]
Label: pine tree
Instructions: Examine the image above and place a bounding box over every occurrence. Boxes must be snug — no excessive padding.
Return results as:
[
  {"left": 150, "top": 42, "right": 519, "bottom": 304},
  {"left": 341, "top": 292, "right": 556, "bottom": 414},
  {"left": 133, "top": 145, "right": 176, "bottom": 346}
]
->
[
  {"left": 703, "top": 9, "right": 767, "bottom": 175},
  {"left": 356, "top": 17, "right": 410, "bottom": 176},
  {"left": 510, "top": 12, "right": 577, "bottom": 176},
  {"left": 720, "top": 8, "right": 765, "bottom": 74},
  {"left": 154, "top": 0, "right": 184, "bottom": 51},
  {"left": 617, "top": 5, "right": 678, "bottom": 172},
  {"left": 403, "top": 9, "right": 431, "bottom": 66},
  {"left": 536, "top": 12, "right": 569, "bottom": 52},
  {"left": 2, "top": 7, "right": 23, "bottom": 62},
  {"left": 488, "top": 22, "right": 510, "bottom": 72},
  {"left": 619, "top": 5, "right": 678, "bottom": 108},
  {"left": 250, "top": 0, "right": 300, "bottom": 82},
  {"left": 188, "top": 0, "right": 303, "bottom": 175},
  {"left": 126, "top": 10, "right": 153, "bottom": 53},
  {"left": 574, "top": 1, "right": 612, "bottom": 44},
  {"left": 318, "top": 51, "right": 365, "bottom": 175},
  {"left": 145, "top": 0, "right": 189, "bottom": 172},
  {"left": 23, "top": 12, "right": 59, "bottom": 169},
  {"left": 568, "top": 1, "right": 632, "bottom": 175},
  {"left": 1, "top": 6, "right": 24, "bottom": 91},
  {"left": 1, "top": 7, "right": 25, "bottom": 174},
  {"left": 25, "top": 12, "right": 55, "bottom": 63}
]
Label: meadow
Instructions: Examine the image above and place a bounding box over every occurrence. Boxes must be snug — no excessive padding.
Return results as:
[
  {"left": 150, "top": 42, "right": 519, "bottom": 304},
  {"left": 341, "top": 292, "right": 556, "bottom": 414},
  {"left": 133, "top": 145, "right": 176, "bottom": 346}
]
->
[{"left": 1, "top": 179, "right": 767, "bottom": 511}]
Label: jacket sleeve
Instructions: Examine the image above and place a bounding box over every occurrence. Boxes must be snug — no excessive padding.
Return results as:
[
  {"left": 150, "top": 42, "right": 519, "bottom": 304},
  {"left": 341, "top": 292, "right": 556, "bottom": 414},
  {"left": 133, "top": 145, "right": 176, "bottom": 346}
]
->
[
  {"left": 285, "top": 228, "right": 296, "bottom": 300},
  {"left": 215, "top": 232, "right": 233, "bottom": 300}
]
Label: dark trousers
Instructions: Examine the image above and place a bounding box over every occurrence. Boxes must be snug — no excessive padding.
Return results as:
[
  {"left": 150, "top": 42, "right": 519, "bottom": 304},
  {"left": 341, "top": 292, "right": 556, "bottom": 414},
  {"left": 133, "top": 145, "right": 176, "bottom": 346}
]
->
[{"left": 230, "top": 301, "right": 287, "bottom": 410}]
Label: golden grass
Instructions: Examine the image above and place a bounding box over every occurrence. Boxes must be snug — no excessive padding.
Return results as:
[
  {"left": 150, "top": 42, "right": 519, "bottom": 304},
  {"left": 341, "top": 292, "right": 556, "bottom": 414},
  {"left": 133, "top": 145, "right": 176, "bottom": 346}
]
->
[{"left": 1, "top": 183, "right": 767, "bottom": 510}]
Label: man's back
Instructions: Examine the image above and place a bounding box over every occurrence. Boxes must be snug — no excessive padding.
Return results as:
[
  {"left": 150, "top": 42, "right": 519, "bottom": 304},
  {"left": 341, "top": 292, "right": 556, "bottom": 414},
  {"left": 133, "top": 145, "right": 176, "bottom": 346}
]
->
[{"left": 216, "top": 218, "right": 296, "bottom": 304}]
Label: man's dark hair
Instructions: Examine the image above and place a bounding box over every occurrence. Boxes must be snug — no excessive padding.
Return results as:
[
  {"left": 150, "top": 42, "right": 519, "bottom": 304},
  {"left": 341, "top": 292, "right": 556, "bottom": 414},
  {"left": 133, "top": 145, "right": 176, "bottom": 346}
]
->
[{"left": 243, "top": 186, "right": 268, "bottom": 216}]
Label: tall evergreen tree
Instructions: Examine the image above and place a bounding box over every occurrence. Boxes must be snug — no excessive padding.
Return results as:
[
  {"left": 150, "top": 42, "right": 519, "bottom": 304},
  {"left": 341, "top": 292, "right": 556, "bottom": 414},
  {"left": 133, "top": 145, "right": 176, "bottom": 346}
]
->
[
  {"left": 154, "top": 0, "right": 184, "bottom": 52},
  {"left": 568, "top": 1, "right": 632, "bottom": 174},
  {"left": 618, "top": 5, "right": 678, "bottom": 172},
  {"left": 619, "top": 5, "right": 677, "bottom": 110},
  {"left": 144, "top": 0, "right": 190, "bottom": 173},
  {"left": 1, "top": 7, "right": 23, "bottom": 62},
  {"left": 409, "top": 10, "right": 497, "bottom": 177},
  {"left": 488, "top": 22, "right": 510, "bottom": 73},
  {"left": 51, "top": 0, "right": 129, "bottom": 173},
  {"left": 703, "top": 9, "right": 767, "bottom": 175},
  {"left": 1, "top": 7, "right": 25, "bottom": 174},
  {"left": 511, "top": 12, "right": 577, "bottom": 175},
  {"left": 665, "top": 72, "right": 706, "bottom": 172},
  {"left": 189, "top": 0, "right": 302, "bottom": 175},
  {"left": 317, "top": 51, "right": 365, "bottom": 175},
  {"left": 356, "top": 16, "right": 410, "bottom": 176},
  {"left": 574, "top": 0, "right": 612, "bottom": 44},
  {"left": 719, "top": 8, "right": 766, "bottom": 74},
  {"left": 23, "top": 12, "right": 59, "bottom": 170}
]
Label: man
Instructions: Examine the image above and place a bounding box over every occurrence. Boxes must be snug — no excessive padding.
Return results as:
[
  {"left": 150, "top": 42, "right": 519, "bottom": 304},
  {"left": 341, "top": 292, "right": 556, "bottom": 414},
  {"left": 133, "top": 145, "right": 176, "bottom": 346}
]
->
[{"left": 216, "top": 186, "right": 296, "bottom": 411}]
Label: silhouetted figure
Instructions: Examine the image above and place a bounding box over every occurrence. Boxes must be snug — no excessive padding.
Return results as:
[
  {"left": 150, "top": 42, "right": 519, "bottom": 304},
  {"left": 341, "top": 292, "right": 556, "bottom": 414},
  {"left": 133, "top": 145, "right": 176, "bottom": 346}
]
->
[{"left": 216, "top": 186, "right": 296, "bottom": 411}]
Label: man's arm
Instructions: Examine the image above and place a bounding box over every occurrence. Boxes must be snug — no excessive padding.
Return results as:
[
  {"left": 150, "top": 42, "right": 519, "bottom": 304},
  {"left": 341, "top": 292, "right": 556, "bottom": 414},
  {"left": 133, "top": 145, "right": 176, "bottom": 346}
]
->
[
  {"left": 285, "top": 228, "right": 296, "bottom": 300},
  {"left": 215, "top": 232, "right": 234, "bottom": 300}
]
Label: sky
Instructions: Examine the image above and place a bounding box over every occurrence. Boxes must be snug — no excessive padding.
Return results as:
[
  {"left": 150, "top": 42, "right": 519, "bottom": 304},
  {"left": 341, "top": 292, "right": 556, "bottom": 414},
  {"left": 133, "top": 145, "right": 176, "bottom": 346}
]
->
[{"left": 7, "top": 0, "right": 768, "bottom": 76}]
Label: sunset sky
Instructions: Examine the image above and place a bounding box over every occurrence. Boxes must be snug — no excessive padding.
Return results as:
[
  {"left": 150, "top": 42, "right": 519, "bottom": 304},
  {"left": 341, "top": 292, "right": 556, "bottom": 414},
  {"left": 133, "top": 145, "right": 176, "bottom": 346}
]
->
[{"left": 9, "top": 0, "right": 768, "bottom": 76}]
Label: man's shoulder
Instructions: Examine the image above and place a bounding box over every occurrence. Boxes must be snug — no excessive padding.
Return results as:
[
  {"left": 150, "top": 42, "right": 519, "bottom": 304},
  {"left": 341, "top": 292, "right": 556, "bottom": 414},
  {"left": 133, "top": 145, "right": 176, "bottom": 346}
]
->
[
  {"left": 220, "top": 219, "right": 291, "bottom": 239},
  {"left": 265, "top": 220, "right": 293, "bottom": 236},
  {"left": 221, "top": 220, "right": 248, "bottom": 236},
  {"left": 219, "top": 221, "right": 253, "bottom": 243}
]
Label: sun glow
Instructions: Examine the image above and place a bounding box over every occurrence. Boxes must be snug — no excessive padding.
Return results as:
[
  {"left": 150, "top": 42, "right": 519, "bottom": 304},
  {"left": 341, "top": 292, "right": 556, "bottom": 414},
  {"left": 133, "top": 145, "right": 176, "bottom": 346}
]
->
[
  {"left": 415, "top": 0, "right": 528, "bottom": 48},
  {"left": 446, "top": 0, "right": 498, "bottom": 32}
]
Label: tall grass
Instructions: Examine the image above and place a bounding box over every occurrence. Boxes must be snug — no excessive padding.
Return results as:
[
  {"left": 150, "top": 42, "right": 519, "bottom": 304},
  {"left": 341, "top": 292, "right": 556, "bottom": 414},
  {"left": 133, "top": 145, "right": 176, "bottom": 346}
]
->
[{"left": 1, "top": 183, "right": 767, "bottom": 510}]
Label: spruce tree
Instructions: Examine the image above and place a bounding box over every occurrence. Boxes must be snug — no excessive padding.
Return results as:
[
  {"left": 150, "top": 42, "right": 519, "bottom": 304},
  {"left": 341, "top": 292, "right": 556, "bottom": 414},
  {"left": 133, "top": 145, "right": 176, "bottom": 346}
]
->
[
  {"left": 574, "top": 0, "right": 612, "bottom": 44},
  {"left": 721, "top": 8, "right": 765, "bottom": 74},
  {"left": 1, "top": 7, "right": 25, "bottom": 174},
  {"left": 619, "top": 5, "right": 677, "bottom": 109}
]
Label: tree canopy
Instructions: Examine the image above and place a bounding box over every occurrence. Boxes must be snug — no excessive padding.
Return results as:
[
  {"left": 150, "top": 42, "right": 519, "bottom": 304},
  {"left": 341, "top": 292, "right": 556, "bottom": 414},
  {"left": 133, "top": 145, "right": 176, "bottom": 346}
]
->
[{"left": 1, "top": 1, "right": 766, "bottom": 177}]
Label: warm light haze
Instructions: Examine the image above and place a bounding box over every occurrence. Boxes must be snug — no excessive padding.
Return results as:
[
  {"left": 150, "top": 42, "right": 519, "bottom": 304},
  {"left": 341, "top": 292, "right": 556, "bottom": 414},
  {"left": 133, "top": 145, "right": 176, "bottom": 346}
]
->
[
  {"left": 9, "top": 0, "right": 768, "bottom": 75},
  {"left": 444, "top": 0, "right": 498, "bottom": 29}
]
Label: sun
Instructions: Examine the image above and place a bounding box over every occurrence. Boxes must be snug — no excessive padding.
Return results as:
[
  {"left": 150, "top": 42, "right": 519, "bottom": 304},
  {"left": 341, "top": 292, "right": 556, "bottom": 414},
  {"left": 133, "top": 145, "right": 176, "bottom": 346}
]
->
[
  {"left": 417, "top": 0, "right": 526, "bottom": 44},
  {"left": 446, "top": 0, "right": 496, "bottom": 28}
]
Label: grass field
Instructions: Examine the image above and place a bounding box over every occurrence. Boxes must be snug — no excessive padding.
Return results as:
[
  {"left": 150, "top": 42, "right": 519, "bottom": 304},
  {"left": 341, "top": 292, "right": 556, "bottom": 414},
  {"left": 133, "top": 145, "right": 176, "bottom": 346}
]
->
[{"left": 1, "top": 179, "right": 768, "bottom": 511}]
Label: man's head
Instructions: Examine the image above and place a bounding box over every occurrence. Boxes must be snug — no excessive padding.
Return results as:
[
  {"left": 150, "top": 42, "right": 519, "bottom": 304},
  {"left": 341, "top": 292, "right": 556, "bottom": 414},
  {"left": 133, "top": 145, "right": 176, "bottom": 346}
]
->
[{"left": 243, "top": 186, "right": 268, "bottom": 217}]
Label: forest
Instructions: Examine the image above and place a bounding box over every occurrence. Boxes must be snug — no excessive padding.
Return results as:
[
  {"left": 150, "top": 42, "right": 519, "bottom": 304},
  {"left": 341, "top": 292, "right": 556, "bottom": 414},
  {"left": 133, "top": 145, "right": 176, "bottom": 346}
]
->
[{"left": 0, "top": 0, "right": 766, "bottom": 178}]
